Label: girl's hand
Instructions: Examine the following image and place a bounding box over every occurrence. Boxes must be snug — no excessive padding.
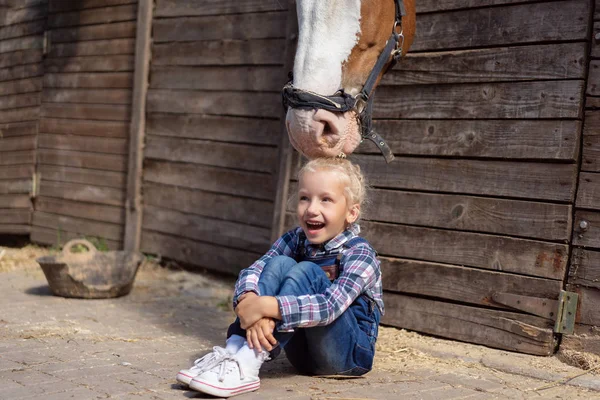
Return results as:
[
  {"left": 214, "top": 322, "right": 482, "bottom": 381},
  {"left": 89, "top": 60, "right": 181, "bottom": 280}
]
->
[
  {"left": 235, "top": 295, "right": 282, "bottom": 329},
  {"left": 246, "top": 318, "right": 277, "bottom": 351}
]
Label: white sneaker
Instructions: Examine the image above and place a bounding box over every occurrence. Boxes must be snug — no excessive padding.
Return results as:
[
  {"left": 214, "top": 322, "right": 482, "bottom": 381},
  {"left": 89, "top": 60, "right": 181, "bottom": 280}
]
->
[
  {"left": 189, "top": 352, "right": 266, "bottom": 397},
  {"left": 176, "top": 346, "right": 228, "bottom": 386}
]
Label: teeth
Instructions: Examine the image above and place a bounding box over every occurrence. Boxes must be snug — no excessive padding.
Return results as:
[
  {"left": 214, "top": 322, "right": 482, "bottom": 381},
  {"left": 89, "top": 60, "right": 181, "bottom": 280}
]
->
[{"left": 306, "top": 222, "right": 324, "bottom": 229}]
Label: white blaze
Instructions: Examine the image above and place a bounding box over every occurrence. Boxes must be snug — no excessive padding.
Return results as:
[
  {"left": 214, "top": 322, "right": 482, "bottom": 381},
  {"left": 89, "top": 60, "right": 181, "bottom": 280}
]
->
[{"left": 293, "top": 0, "right": 362, "bottom": 95}]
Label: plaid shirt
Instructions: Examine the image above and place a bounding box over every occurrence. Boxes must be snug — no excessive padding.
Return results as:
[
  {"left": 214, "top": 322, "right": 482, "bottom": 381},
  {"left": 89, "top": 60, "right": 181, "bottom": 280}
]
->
[{"left": 233, "top": 224, "right": 384, "bottom": 331}]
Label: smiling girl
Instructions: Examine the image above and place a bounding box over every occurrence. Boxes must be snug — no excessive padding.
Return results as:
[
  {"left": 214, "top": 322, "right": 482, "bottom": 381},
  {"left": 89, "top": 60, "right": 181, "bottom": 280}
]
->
[{"left": 176, "top": 158, "right": 383, "bottom": 398}]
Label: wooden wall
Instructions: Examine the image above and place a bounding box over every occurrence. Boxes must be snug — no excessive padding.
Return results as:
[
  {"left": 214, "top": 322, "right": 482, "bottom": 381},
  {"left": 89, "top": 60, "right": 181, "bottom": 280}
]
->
[
  {"left": 140, "top": 0, "right": 288, "bottom": 274},
  {"left": 31, "top": 0, "right": 137, "bottom": 249},
  {"left": 0, "top": 0, "right": 46, "bottom": 236}
]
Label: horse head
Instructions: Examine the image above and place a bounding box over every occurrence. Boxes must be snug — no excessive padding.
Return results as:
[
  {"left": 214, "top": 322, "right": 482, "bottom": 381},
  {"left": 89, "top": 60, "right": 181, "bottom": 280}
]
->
[{"left": 284, "top": 0, "right": 416, "bottom": 161}]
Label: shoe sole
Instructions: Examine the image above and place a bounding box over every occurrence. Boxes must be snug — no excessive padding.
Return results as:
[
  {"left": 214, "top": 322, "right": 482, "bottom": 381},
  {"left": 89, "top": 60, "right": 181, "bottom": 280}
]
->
[
  {"left": 176, "top": 371, "right": 194, "bottom": 386},
  {"left": 189, "top": 378, "right": 260, "bottom": 397}
]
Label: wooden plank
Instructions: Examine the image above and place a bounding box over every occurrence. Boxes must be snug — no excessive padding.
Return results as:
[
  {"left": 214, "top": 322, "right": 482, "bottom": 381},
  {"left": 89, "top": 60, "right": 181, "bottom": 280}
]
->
[
  {"left": 42, "top": 89, "right": 132, "bottom": 105},
  {"left": 153, "top": 11, "right": 287, "bottom": 43},
  {"left": 150, "top": 66, "right": 285, "bottom": 92},
  {"left": 0, "top": 208, "right": 29, "bottom": 224},
  {"left": 145, "top": 136, "right": 277, "bottom": 173},
  {"left": 0, "top": 165, "right": 32, "bottom": 179},
  {"left": 568, "top": 285, "right": 600, "bottom": 326},
  {"left": 386, "top": 43, "right": 586, "bottom": 85},
  {"left": 364, "top": 119, "right": 580, "bottom": 161},
  {"left": 413, "top": 0, "right": 589, "bottom": 52},
  {"left": 570, "top": 248, "right": 600, "bottom": 290},
  {"left": 0, "top": 93, "right": 39, "bottom": 110},
  {"left": 0, "top": 134, "right": 35, "bottom": 152},
  {"left": 144, "top": 160, "right": 275, "bottom": 201},
  {"left": 41, "top": 103, "right": 130, "bottom": 121},
  {"left": 588, "top": 61, "right": 600, "bottom": 96},
  {"left": 37, "top": 149, "right": 127, "bottom": 172},
  {"left": 577, "top": 172, "right": 600, "bottom": 210},
  {"left": 381, "top": 257, "right": 562, "bottom": 308},
  {"left": 0, "top": 0, "right": 46, "bottom": 9},
  {"left": 33, "top": 211, "right": 122, "bottom": 241},
  {"left": 0, "top": 36, "right": 42, "bottom": 54},
  {"left": 374, "top": 80, "right": 583, "bottom": 119},
  {"left": 38, "top": 134, "right": 127, "bottom": 155},
  {"left": 31, "top": 225, "right": 121, "bottom": 251},
  {"left": 0, "top": 179, "right": 31, "bottom": 194},
  {"left": 43, "top": 72, "right": 133, "bottom": 89},
  {"left": 0, "top": 106, "right": 39, "bottom": 123},
  {"left": 143, "top": 205, "right": 270, "bottom": 252},
  {"left": 583, "top": 133, "right": 600, "bottom": 173},
  {"left": 0, "top": 5, "right": 45, "bottom": 26},
  {"left": 44, "top": 55, "right": 134, "bottom": 73},
  {"left": 0, "top": 21, "right": 45, "bottom": 42},
  {"left": 152, "top": 39, "right": 285, "bottom": 66},
  {"left": 47, "top": 4, "right": 137, "bottom": 28},
  {"left": 155, "top": 0, "right": 286, "bottom": 17},
  {"left": 0, "top": 49, "right": 42, "bottom": 69},
  {"left": 0, "top": 224, "right": 29, "bottom": 234},
  {"left": 417, "top": 0, "right": 561, "bottom": 13},
  {"left": 0, "top": 77, "right": 42, "bottom": 95},
  {"left": 40, "top": 118, "right": 128, "bottom": 137},
  {"left": 0, "top": 194, "right": 30, "bottom": 208},
  {"left": 141, "top": 230, "right": 261, "bottom": 276},
  {"left": 0, "top": 121, "right": 36, "bottom": 138},
  {"left": 38, "top": 180, "right": 124, "bottom": 206},
  {"left": 147, "top": 89, "right": 280, "bottom": 118},
  {"left": 360, "top": 220, "right": 568, "bottom": 280},
  {"left": 592, "top": 22, "right": 600, "bottom": 58},
  {"left": 50, "top": 21, "right": 136, "bottom": 43},
  {"left": 143, "top": 183, "right": 272, "bottom": 228},
  {"left": 352, "top": 154, "right": 577, "bottom": 202},
  {"left": 0, "top": 150, "right": 34, "bottom": 165},
  {"left": 146, "top": 113, "right": 278, "bottom": 146},
  {"left": 383, "top": 293, "right": 555, "bottom": 356},
  {"left": 573, "top": 210, "right": 600, "bottom": 249},
  {"left": 35, "top": 196, "right": 123, "bottom": 225},
  {"left": 49, "top": 0, "right": 135, "bottom": 12},
  {"left": 0, "top": 63, "right": 43, "bottom": 82},
  {"left": 48, "top": 38, "right": 135, "bottom": 58},
  {"left": 38, "top": 165, "right": 125, "bottom": 188}
]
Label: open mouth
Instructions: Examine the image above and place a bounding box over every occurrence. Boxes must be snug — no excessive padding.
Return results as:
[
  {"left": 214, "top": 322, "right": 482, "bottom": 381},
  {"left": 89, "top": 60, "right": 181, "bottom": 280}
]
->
[{"left": 305, "top": 221, "right": 325, "bottom": 232}]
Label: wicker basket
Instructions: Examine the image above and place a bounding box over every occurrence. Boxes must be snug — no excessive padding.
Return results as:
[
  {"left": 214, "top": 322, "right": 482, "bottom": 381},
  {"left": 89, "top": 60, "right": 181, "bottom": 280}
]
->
[{"left": 37, "top": 239, "right": 143, "bottom": 299}]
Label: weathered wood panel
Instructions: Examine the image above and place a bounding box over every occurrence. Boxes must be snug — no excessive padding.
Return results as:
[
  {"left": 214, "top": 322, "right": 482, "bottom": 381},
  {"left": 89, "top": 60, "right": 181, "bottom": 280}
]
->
[
  {"left": 364, "top": 119, "right": 579, "bottom": 160},
  {"left": 37, "top": 149, "right": 127, "bottom": 172},
  {"left": 0, "top": 208, "right": 29, "bottom": 224},
  {"left": 0, "top": 150, "right": 34, "bottom": 165},
  {"left": 0, "top": 93, "right": 39, "bottom": 110},
  {"left": 40, "top": 118, "right": 128, "bottom": 137},
  {"left": 387, "top": 43, "right": 586, "bottom": 85},
  {"left": 50, "top": 21, "right": 136, "bottom": 42},
  {"left": 41, "top": 103, "right": 130, "bottom": 121},
  {"left": 143, "top": 183, "right": 272, "bottom": 229},
  {"left": 143, "top": 205, "right": 270, "bottom": 252},
  {"left": 145, "top": 136, "right": 276, "bottom": 173},
  {"left": 147, "top": 89, "right": 279, "bottom": 118},
  {"left": 47, "top": 38, "right": 135, "bottom": 58},
  {"left": 35, "top": 196, "right": 123, "bottom": 225},
  {"left": 155, "top": 0, "right": 286, "bottom": 17},
  {"left": 587, "top": 61, "right": 600, "bottom": 96},
  {"left": 413, "top": 0, "right": 589, "bottom": 51},
  {"left": 570, "top": 248, "right": 600, "bottom": 290},
  {"left": 0, "top": 63, "right": 43, "bottom": 82},
  {"left": 567, "top": 285, "right": 600, "bottom": 326},
  {"left": 0, "top": 49, "right": 42, "bottom": 69},
  {"left": 42, "top": 88, "right": 132, "bottom": 105},
  {"left": 38, "top": 134, "right": 127, "bottom": 155},
  {"left": 0, "top": 224, "right": 29, "bottom": 234},
  {"left": 38, "top": 165, "right": 125, "bottom": 188},
  {"left": 0, "top": 179, "right": 31, "bottom": 194},
  {"left": 0, "top": 134, "right": 35, "bottom": 152},
  {"left": 49, "top": 0, "right": 136, "bottom": 12},
  {"left": 381, "top": 257, "right": 563, "bottom": 308},
  {"left": 144, "top": 160, "right": 274, "bottom": 201},
  {"left": 150, "top": 66, "right": 285, "bottom": 92},
  {"left": 0, "top": 36, "right": 42, "bottom": 53},
  {"left": 152, "top": 39, "right": 285, "bottom": 66},
  {"left": 33, "top": 211, "right": 122, "bottom": 241},
  {"left": 0, "top": 165, "right": 33, "bottom": 179},
  {"left": 0, "top": 194, "right": 29, "bottom": 208},
  {"left": 374, "top": 80, "right": 583, "bottom": 119},
  {"left": 0, "top": 0, "right": 45, "bottom": 9},
  {"left": 576, "top": 172, "right": 600, "bottom": 210},
  {"left": 417, "top": 0, "right": 549, "bottom": 13},
  {"left": 583, "top": 111, "right": 600, "bottom": 172},
  {"left": 146, "top": 113, "right": 278, "bottom": 145},
  {"left": 39, "top": 180, "right": 124, "bottom": 206},
  {"left": 0, "top": 20, "right": 45, "bottom": 41},
  {"left": 43, "top": 72, "right": 133, "bottom": 89},
  {"left": 44, "top": 55, "right": 134, "bottom": 73},
  {"left": 0, "top": 5, "right": 45, "bottom": 26},
  {"left": 141, "top": 230, "right": 261, "bottom": 276},
  {"left": 31, "top": 226, "right": 120, "bottom": 250},
  {"left": 47, "top": 4, "right": 137, "bottom": 28},
  {"left": 0, "top": 77, "right": 42, "bottom": 95},
  {"left": 383, "top": 293, "right": 555, "bottom": 356},
  {"left": 573, "top": 210, "right": 600, "bottom": 249},
  {"left": 153, "top": 12, "right": 287, "bottom": 43}
]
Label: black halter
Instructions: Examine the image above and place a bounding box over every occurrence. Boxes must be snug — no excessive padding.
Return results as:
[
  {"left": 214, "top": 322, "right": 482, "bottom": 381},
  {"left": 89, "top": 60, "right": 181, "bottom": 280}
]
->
[{"left": 282, "top": 0, "right": 406, "bottom": 163}]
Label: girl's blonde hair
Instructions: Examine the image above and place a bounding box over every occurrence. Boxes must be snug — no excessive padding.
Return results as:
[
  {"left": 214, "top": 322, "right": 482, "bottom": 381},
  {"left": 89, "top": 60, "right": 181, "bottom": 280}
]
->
[{"left": 298, "top": 158, "right": 368, "bottom": 211}]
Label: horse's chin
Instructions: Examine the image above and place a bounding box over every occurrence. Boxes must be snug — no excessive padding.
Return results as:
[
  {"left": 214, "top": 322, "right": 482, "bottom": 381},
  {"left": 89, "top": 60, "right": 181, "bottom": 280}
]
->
[{"left": 286, "top": 109, "right": 362, "bottom": 159}]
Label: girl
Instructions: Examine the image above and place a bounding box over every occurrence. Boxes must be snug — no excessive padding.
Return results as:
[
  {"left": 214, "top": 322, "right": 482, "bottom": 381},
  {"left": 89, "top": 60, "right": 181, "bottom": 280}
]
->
[{"left": 176, "top": 157, "right": 383, "bottom": 398}]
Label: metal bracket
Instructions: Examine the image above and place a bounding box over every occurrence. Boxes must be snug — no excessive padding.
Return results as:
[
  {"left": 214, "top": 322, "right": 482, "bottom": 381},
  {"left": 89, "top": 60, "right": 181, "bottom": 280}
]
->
[{"left": 491, "top": 290, "right": 578, "bottom": 334}]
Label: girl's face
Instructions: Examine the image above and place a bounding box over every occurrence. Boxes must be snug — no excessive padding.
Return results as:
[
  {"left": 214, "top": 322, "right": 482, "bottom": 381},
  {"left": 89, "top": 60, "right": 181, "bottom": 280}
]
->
[{"left": 297, "top": 169, "right": 360, "bottom": 245}]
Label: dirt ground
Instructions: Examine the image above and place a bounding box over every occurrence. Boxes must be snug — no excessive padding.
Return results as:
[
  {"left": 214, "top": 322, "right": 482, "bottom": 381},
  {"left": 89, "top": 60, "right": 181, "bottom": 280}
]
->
[{"left": 1, "top": 242, "right": 600, "bottom": 398}]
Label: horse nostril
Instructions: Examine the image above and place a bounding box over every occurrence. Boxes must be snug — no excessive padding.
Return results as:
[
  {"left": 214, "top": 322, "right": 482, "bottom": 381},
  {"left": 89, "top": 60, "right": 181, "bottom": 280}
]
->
[{"left": 322, "top": 121, "right": 334, "bottom": 136}]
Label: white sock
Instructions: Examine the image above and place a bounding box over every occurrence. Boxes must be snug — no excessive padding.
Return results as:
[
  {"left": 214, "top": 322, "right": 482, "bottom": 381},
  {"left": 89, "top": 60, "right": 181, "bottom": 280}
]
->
[
  {"left": 225, "top": 334, "right": 245, "bottom": 354},
  {"left": 234, "top": 342, "right": 268, "bottom": 378}
]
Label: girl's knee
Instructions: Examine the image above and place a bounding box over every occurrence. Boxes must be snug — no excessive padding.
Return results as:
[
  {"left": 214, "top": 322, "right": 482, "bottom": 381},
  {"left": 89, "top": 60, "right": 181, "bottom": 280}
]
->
[
  {"left": 285, "top": 261, "right": 327, "bottom": 283},
  {"left": 263, "top": 255, "right": 297, "bottom": 275}
]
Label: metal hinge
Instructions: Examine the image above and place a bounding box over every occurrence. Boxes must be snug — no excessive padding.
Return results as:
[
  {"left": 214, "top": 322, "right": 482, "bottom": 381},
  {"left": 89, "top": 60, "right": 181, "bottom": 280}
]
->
[{"left": 491, "top": 290, "right": 579, "bottom": 334}]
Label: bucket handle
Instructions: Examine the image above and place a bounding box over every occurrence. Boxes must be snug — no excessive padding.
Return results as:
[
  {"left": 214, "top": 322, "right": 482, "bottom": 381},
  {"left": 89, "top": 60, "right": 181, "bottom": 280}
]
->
[{"left": 62, "top": 239, "right": 97, "bottom": 259}]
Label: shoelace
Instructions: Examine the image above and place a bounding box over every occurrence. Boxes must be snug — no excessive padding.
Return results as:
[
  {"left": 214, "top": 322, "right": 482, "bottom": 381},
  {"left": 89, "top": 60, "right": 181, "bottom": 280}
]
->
[
  {"left": 216, "top": 355, "right": 245, "bottom": 382},
  {"left": 191, "top": 346, "right": 227, "bottom": 373}
]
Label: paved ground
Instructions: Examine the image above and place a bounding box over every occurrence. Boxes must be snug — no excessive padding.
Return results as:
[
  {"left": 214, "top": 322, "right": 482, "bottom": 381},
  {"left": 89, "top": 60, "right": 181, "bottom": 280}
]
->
[{"left": 1, "top": 247, "right": 600, "bottom": 400}]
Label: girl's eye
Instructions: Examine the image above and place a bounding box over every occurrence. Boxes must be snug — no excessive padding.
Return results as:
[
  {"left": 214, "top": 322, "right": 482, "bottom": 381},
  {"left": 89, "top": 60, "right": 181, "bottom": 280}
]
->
[
  {"left": 322, "top": 197, "right": 332, "bottom": 203},
  {"left": 299, "top": 196, "right": 308, "bottom": 201}
]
